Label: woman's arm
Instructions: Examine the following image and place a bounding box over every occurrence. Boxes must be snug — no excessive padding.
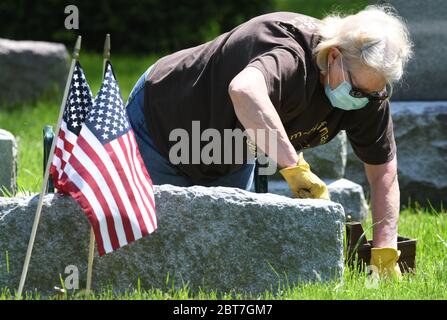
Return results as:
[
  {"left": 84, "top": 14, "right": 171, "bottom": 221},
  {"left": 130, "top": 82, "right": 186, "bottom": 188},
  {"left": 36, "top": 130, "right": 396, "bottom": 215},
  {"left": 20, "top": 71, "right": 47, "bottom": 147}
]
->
[
  {"left": 228, "top": 66, "right": 298, "bottom": 169},
  {"left": 364, "top": 156, "right": 400, "bottom": 248}
]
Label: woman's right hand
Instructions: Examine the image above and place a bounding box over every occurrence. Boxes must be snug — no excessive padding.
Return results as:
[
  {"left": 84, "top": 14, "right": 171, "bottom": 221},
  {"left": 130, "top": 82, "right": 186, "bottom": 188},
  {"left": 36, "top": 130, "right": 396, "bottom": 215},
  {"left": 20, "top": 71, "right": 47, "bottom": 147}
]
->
[{"left": 279, "top": 152, "right": 330, "bottom": 200}]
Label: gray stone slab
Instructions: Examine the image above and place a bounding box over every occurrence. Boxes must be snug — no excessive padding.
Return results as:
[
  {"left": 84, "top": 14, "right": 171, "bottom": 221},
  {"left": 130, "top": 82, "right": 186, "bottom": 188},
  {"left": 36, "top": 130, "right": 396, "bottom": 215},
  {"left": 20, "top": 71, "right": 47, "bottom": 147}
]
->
[
  {"left": 268, "top": 179, "right": 368, "bottom": 222},
  {"left": 370, "top": 0, "right": 447, "bottom": 100},
  {"left": 302, "top": 131, "right": 347, "bottom": 179},
  {"left": 345, "top": 101, "right": 447, "bottom": 208},
  {"left": 345, "top": 143, "right": 368, "bottom": 194},
  {"left": 0, "top": 38, "right": 69, "bottom": 106},
  {"left": 0, "top": 185, "right": 345, "bottom": 296},
  {"left": 383, "top": 0, "right": 446, "bottom": 21},
  {"left": 0, "top": 129, "right": 17, "bottom": 195},
  {"left": 325, "top": 179, "right": 369, "bottom": 222}
]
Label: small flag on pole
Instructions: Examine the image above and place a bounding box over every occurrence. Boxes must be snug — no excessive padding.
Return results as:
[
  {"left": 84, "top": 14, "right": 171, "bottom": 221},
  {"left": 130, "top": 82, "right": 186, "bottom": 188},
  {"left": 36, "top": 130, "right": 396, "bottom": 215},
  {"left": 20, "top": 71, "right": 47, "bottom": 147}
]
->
[
  {"left": 52, "top": 61, "right": 157, "bottom": 256},
  {"left": 50, "top": 61, "right": 93, "bottom": 192},
  {"left": 17, "top": 36, "right": 84, "bottom": 298}
]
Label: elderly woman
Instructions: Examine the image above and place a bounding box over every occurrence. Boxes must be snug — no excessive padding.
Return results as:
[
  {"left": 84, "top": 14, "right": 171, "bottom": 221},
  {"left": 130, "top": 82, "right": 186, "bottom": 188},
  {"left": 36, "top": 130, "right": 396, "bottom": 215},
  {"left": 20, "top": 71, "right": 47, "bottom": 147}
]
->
[{"left": 125, "top": 5, "right": 412, "bottom": 278}]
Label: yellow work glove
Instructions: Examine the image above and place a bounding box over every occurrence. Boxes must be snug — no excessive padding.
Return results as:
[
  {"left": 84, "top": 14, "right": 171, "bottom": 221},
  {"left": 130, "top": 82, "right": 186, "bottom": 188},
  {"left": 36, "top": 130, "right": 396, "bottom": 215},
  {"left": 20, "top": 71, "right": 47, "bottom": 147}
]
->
[
  {"left": 370, "top": 247, "right": 402, "bottom": 280},
  {"left": 279, "top": 152, "right": 330, "bottom": 200}
]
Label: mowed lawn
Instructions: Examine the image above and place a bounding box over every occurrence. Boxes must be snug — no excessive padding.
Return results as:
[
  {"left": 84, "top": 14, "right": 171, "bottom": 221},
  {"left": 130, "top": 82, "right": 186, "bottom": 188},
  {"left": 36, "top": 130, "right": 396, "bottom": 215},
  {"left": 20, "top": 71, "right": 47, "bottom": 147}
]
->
[
  {"left": 1, "top": 207, "right": 446, "bottom": 300},
  {"left": 0, "top": 53, "right": 159, "bottom": 194},
  {"left": 1, "top": 54, "right": 446, "bottom": 300},
  {"left": 1, "top": 12, "right": 446, "bottom": 299},
  {"left": 0, "top": 0, "right": 370, "bottom": 194}
]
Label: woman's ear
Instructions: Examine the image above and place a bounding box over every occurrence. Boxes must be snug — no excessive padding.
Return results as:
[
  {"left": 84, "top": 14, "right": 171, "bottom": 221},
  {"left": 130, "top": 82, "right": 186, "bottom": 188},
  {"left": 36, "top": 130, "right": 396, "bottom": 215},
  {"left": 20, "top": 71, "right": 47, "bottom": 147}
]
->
[{"left": 327, "top": 47, "right": 342, "bottom": 66}]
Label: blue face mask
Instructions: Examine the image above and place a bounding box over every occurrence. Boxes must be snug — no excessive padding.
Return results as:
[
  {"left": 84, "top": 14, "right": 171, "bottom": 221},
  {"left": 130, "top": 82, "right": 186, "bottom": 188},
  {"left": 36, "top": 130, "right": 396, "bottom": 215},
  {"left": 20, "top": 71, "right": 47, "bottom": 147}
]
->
[{"left": 324, "top": 57, "right": 369, "bottom": 111}]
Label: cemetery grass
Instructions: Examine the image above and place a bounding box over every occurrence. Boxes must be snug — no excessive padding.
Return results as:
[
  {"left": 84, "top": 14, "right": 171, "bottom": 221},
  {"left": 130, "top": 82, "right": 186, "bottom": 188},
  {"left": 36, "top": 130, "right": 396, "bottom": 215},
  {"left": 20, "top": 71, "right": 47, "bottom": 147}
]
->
[
  {"left": 0, "top": 206, "right": 446, "bottom": 300},
  {"left": 1, "top": 51, "right": 446, "bottom": 299},
  {"left": 0, "top": 0, "right": 368, "bottom": 194},
  {"left": 0, "top": 52, "right": 159, "bottom": 194}
]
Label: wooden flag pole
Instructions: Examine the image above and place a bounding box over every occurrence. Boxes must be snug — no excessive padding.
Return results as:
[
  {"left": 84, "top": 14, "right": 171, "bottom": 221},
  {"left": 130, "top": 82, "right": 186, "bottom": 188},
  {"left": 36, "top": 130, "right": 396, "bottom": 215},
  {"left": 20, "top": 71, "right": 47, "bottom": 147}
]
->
[
  {"left": 17, "top": 36, "right": 83, "bottom": 299},
  {"left": 85, "top": 33, "right": 111, "bottom": 295},
  {"left": 85, "top": 227, "right": 95, "bottom": 294}
]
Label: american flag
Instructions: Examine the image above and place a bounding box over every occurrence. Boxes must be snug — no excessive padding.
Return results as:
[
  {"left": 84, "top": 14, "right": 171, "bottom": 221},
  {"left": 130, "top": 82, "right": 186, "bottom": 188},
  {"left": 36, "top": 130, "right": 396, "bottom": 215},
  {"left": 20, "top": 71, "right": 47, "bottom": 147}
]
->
[
  {"left": 50, "top": 61, "right": 93, "bottom": 192},
  {"left": 52, "top": 61, "right": 157, "bottom": 256}
]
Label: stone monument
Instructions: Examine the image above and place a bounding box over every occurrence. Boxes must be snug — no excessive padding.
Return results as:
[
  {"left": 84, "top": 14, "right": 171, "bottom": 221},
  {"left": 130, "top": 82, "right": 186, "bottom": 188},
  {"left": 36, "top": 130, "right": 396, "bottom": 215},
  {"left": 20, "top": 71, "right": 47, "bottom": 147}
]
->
[
  {"left": 0, "top": 186, "right": 345, "bottom": 295},
  {"left": 344, "top": 1, "right": 447, "bottom": 208}
]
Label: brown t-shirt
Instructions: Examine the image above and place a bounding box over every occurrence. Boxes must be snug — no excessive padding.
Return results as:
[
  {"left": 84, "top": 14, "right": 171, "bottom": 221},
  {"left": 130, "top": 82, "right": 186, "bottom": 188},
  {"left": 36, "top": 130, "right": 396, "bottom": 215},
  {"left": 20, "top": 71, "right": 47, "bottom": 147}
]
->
[{"left": 144, "top": 12, "right": 396, "bottom": 183}]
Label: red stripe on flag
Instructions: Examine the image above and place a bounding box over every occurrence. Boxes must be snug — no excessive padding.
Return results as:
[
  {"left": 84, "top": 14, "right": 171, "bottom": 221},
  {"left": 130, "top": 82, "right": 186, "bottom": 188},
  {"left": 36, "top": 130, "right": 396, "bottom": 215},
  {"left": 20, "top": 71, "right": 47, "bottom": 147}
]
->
[
  {"left": 76, "top": 134, "right": 136, "bottom": 243},
  {"left": 68, "top": 155, "right": 121, "bottom": 251},
  {"left": 51, "top": 124, "right": 76, "bottom": 192},
  {"left": 49, "top": 163, "right": 62, "bottom": 191},
  {"left": 105, "top": 136, "right": 149, "bottom": 237},
  {"left": 115, "top": 134, "right": 150, "bottom": 236},
  {"left": 58, "top": 126, "right": 75, "bottom": 156},
  {"left": 52, "top": 148, "right": 67, "bottom": 191},
  {"left": 129, "top": 131, "right": 156, "bottom": 211},
  {"left": 130, "top": 130, "right": 154, "bottom": 187},
  {"left": 123, "top": 133, "right": 156, "bottom": 230},
  {"left": 54, "top": 145, "right": 69, "bottom": 174},
  {"left": 61, "top": 172, "right": 107, "bottom": 256},
  {"left": 54, "top": 146, "right": 65, "bottom": 167},
  {"left": 128, "top": 131, "right": 157, "bottom": 231},
  {"left": 60, "top": 128, "right": 75, "bottom": 154}
]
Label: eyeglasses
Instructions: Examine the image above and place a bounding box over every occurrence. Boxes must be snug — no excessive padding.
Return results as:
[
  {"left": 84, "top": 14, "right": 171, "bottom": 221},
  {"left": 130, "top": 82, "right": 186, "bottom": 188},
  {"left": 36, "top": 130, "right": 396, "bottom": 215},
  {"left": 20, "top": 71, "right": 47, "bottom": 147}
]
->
[{"left": 346, "top": 68, "right": 392, "bottom": 102}]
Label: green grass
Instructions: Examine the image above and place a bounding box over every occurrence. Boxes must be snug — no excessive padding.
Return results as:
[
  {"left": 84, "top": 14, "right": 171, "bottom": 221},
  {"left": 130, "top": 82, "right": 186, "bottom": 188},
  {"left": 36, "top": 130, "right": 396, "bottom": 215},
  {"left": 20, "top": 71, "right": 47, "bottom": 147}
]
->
[
  {"left": 1, "top": 206, "right": 446, "bottom": 300},
  {"left": 1, "top": 2, "right": 445, "bottom": 299},
  {"left": 0, "top": 1, "right": 370, "bottom": 193},
  {"left": 0, "top": 52, "right": 159, "bottom": 193}
]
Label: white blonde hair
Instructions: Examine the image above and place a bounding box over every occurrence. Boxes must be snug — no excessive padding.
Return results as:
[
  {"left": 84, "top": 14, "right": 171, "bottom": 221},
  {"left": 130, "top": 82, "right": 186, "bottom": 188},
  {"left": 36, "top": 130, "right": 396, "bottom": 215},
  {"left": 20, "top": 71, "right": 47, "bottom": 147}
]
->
[{"left": 314, "top": 4, "right": 413, "bottom": 83}]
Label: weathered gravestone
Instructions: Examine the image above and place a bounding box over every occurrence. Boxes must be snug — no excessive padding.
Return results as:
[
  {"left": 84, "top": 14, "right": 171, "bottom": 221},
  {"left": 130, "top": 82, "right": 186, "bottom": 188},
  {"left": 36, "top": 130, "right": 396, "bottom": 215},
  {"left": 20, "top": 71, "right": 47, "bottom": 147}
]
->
[
  {"left": 302, "top": 131, "right": 347, "bottom": 180},
  {"left": 0, "top": 185, "right": 345, "bottom": 296},
  {"left": 0, "top": 38, "right": 69, "bottom": 106},
  {"left": 0, "top": 129, "right": 17, "bottom": 195},
  {"left": 345, "top": 102, "right": 447, "bottom": 207},
  {"left": 372, "top": 0, "right": 447, "bottom": 100},
  {"left": 344, "top": 1, "right": 447, "bottom": 207},
  {"left": 265, "top": 129, "right": 369, "bottom": 222},
  {"left": 268, "top": 179, "right": 368, "bottom": 222}
]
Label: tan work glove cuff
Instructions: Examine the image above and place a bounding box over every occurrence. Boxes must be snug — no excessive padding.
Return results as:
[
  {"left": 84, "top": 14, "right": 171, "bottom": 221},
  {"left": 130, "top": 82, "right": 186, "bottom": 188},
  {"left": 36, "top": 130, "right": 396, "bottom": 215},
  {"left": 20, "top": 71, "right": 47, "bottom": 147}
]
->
[
  {"left": 296, "top": 152, "right": 310, "bottom": 170},
  {"left": 370, "top": 247, "right": 402, "bottom": 280}
]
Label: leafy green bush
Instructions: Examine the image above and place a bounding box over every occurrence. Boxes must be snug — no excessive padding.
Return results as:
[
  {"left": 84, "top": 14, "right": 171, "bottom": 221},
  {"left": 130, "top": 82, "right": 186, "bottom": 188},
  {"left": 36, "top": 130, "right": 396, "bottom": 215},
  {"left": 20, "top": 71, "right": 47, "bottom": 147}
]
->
[
  {"left": 0, "top": 0, "right": 273, "bottom": 54},
  {"left": 0, "top": 1, "right": 368, "bottom": 54}
]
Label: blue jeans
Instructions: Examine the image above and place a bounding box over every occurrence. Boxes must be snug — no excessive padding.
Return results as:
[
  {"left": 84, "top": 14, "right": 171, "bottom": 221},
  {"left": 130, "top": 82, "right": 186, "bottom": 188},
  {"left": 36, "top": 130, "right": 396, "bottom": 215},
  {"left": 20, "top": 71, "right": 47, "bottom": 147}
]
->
[{"left": 125, "top": 65, "right": 255, "bottom": 190}]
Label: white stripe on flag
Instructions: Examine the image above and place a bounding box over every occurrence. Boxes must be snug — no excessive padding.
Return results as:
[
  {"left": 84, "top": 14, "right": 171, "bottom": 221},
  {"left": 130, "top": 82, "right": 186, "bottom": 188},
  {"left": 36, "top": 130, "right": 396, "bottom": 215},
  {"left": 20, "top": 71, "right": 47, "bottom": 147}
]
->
[
  {"left": 72, "top": 137, "right": 129, "bottom": 247},
  {"left": 52, "top": 121, "right": 73, "bottom": 181},
  {"left": 119, "top": 134, "right": 154, "bottom": 233},
  {"left": 123, "top": 134, "right": 156, "bottom": 231},
  {"left": 60, "top": 121, "right": 78, "bottom": 145},
  {"left": 56, "top": 137, "right": 71, "bottom": 163},
  {"left": 64, "top": 162, "right": 113, "bottom": 253},
  {"left": 110, "top": 138, "right": 154, "bottom": 235},
  {"left": 54, "top": 122, "right": 78, "bottom": 178},
  {"left": 127, "top": 133, "right": 156, "bottom": 222},
  {"left": 129, "top": 132, "right": 155, "bottom": 200},
  {"left": 52, "top": 154, "right": 63, "bottom": 178},
  {"left": 81, "top": 127, "right": 143, "bottom": 239}
]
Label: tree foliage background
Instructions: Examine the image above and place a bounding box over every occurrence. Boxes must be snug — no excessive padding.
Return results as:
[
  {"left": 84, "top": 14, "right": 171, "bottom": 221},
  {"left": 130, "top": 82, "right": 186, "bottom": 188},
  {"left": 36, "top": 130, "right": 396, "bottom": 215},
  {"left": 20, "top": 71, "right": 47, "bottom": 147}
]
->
[
  {"left": 0, "top": 0, "right": 273, "bottom": 54},
  {"left": 0, "top": 0, "right": 366, "bottom": 54}
]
